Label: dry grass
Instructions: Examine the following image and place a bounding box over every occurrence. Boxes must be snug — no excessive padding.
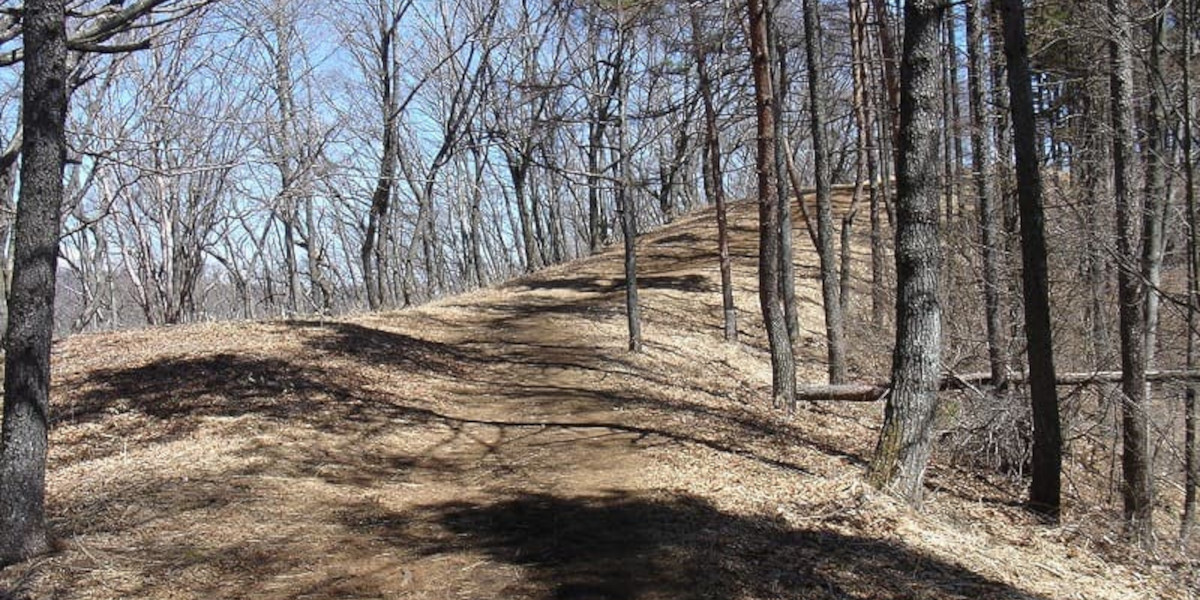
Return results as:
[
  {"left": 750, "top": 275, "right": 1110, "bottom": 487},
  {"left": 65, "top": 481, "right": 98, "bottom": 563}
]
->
[{"left": 0, "top": 193, "right": 1194, "bottom": 599}]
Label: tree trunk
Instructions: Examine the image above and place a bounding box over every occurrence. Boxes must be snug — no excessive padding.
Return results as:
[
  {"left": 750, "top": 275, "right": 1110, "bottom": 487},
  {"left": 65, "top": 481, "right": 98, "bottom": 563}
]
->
[
  {"left": 362, "top": 13, "right": 400, "bottom": 312},
  {"left": 692, "top": 7, "right": 737, "bottom": 343},
  {"left": 283, "top": 205, "right": 300, "bottom": 315},
  {"left": 946, "top": 9, "right": 964, "bottom": 216},
  {"left": 1183, "top": 0, "right": 1198, "bottom": 542},
  {"left": 507, "top": 150, "right": 538, "bottom": 273},
  {"left": 0, "top": 0, "right": 65, "bottom": 565},
  {"left": 469, "top": 143, "right": 487, "bottom": 288},
  {"left": 304, "top": 196, "right": 333, "bottom": 315},
  {"left": 1141, "top": 2, "right": 1168, "bottom": 371},
  {"left": 1108, "top": 0, "right": 1154, "bottom": 546},
  {"left": 802, "top": 0, "right": 848, "bottom": 384},
  {"left": 587, "top": 119, "right": 607, "bottom": 254},
  {"left": 850, "top": 0, "right": 884, "bottom": 326},
  {"left": 999, "top": 0, "right": 1062, "bottom": 520},
  {"left": 748, "top": 0, "right": 795, "bottom": 410},
  {"left": 614, "top": 28, "right": 640, "bottom": 353},
  {"left": 768, "top": 3, "right": 799, "bottom": 351},
  {"left": 867, "top": 0, "right": 945, "bottom": 506},
  {"left": 868, "top": 0, "right": 900, "bottom": 150},
  {"left": 965, "top": 0, "right": 1007, "bottom": 401},
  {"left": 843, "top": 0, "right": 868, "bottom": 320}
]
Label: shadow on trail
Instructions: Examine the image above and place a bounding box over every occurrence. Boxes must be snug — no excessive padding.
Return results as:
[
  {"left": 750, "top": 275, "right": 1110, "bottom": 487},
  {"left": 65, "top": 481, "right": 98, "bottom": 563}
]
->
[
  {"left": 353, "top": 490, "right": 1048, "bottom": 600},
  {"left": 517, "top": 274, "right": 715, "bottom": 295}
]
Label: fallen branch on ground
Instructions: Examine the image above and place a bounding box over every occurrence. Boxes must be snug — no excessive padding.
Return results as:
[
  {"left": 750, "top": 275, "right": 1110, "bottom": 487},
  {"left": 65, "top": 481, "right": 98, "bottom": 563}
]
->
[{"left": 798, "top": 369, "right": 1200, "bottom": 401}]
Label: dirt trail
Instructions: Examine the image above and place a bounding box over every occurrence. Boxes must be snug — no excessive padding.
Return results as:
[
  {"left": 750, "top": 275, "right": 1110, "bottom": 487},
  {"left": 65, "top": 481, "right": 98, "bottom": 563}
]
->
[{"left": 0, "top": 197, "right": 1184, "bottom": 599}]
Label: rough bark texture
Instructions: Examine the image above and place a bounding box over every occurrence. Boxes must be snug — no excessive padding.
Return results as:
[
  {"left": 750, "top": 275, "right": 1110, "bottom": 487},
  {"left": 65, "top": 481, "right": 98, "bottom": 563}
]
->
[
  {"left": 0, "top": 0, "right": 66, "bottom": 566},
  {"left": 998, "top": 0, "right": 1062, "bottom": 520},
  {"left": 867, "top": 0, "right": 944, "bottom": 506},
  {"left": 747, "top": 0, "right": 795, "bottom": 409},
  {"left": 1108, "top": 0, "right": 1154, "bottom": 546},
  {"left": 802, "top": 0, "right": 847, "bottom": 384}
]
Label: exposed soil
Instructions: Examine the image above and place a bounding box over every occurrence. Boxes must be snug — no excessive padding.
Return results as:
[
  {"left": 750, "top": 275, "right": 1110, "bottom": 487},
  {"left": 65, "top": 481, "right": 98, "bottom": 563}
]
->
[{"left": 0, "top": 194, "right": 1193, "bottom": 599}]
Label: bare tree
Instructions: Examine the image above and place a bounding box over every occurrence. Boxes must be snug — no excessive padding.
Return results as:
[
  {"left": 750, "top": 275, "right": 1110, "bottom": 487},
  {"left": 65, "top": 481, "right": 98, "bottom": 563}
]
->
[
  {"left": 748, "top": 0, "right": 795, "bottom": 409},
  {"left": 867, "top": 0, "right": 946, "bottom": 505},
  {"left": 965, "top": 0, "right": 1007, "bottom": 400},
  {"left": 1108, "top": 0, "right": 1153, "bottom": 546},
  {"left": 691, "top": 3, "right": 737, "bottom": 343},
  {"left": 1183, "top": 0, "right": 1198, "bottom": 542},
  {"left": 355, "top": 0, "right": 413, "bottom": 310},
  {"left": 0, "top": 0, "right": 65, "bottom": 565},
  {"left": 240, "top": 0, "right": 337, "bottom": 315},
  {"left": 998, "top": 0, "right": 1062, "bottom": 520},
  {"left": 801, "top": 0, "right": 847, "bottom": 384}
]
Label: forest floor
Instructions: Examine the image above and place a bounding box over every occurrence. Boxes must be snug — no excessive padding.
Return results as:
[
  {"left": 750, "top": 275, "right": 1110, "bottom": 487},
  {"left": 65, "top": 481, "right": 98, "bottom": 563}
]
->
[{"left": 0, "top": 192, "right": 1195, "bottom": 599}]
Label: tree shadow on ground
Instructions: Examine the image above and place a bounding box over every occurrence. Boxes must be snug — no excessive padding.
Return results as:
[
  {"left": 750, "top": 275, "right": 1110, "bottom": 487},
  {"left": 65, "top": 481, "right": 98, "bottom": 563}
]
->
[
  {"left": 651, "top": 232, "right": 705, "bottom": 246},
  {"left": 66, "top": 353, "right": 385, "bottom": 426},
  {"left": 66, "top": 323, "right": 467, "bottom": 424},
  {"left": 518, "top": 274, "right": 714, "bottom": 294},
  {"left": 296, "top": 321, "right": 472, "bottom": 376},
  {"left": 356, "top": 490, "right": 1048, "bottom": 600},
  {"left": 56, "top": 341, "right": 461, "bottom": 465}
]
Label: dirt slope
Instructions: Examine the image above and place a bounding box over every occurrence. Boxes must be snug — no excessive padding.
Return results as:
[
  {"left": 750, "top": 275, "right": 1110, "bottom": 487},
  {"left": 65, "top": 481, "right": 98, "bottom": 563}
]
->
[{"left": 0, "top": 196, "right": 1191, "bottom": 599}]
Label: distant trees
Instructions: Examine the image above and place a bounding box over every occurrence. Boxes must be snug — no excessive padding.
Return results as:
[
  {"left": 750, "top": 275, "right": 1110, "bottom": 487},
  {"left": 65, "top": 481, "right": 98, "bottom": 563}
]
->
[{"left": 964, "top": 0, "right": 1005, "bottom": 394}]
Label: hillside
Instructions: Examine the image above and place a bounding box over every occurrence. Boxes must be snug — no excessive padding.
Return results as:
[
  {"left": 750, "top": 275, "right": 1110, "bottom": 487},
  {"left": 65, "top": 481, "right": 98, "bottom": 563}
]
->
[{"left": 0, "top": 194, "right": 1192, "bottom": 600}]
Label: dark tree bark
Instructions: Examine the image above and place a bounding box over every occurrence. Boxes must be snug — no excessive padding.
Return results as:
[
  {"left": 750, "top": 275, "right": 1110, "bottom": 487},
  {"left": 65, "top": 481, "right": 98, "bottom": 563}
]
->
[
  {"left": 802, "top": 0, "right": 847, "bottom": 384},
  {"left": 692, "top": 7, "right": 737, "bottom": 343},
  {"left": 965, "top": 0, "right": 1007, "bottom": 403},
  {"left": 504, "top": 146, "right": 539, "bottom": 273},
  {"left": 763, "top": 0, "right": 798, "bottom": 350},
  {"left": 748, "top": 0, "right": 795, "bottom": 409},
  {"left": 867, "top": 0, "right": 945, "bottom": 505},
  {"left": 1183, "top": 0, "right": 1198, "bottom": 542},
  {"left": 1108, "top": 0, "right": 1154, "bottom": 546},
  {"left": 998, "top": 0, "right": 1062, "bottom": 520},
  {"left": 0, "top": 0, "right": 66, "bottom": 566},
  {"left": 613, "top": 24, "right": 640, "bottom": 353}
]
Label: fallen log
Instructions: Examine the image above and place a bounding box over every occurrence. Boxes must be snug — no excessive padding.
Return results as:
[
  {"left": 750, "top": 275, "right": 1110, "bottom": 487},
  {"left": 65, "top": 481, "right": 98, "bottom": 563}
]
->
[
  {"left": 795, "top": 383, "right": 888, "bottom": 402},
  {"left": 943, "top": 369, "right": 1200, "bottom": 388},
  {"left": 797, "top": 369, "right": 1200, "bottom": 402}
]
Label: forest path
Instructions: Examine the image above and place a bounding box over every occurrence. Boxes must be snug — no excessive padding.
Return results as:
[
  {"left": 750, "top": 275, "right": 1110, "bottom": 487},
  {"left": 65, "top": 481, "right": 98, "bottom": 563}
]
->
[{"left": 0, "top": 194, "right": 1142, "bottom": 599}]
